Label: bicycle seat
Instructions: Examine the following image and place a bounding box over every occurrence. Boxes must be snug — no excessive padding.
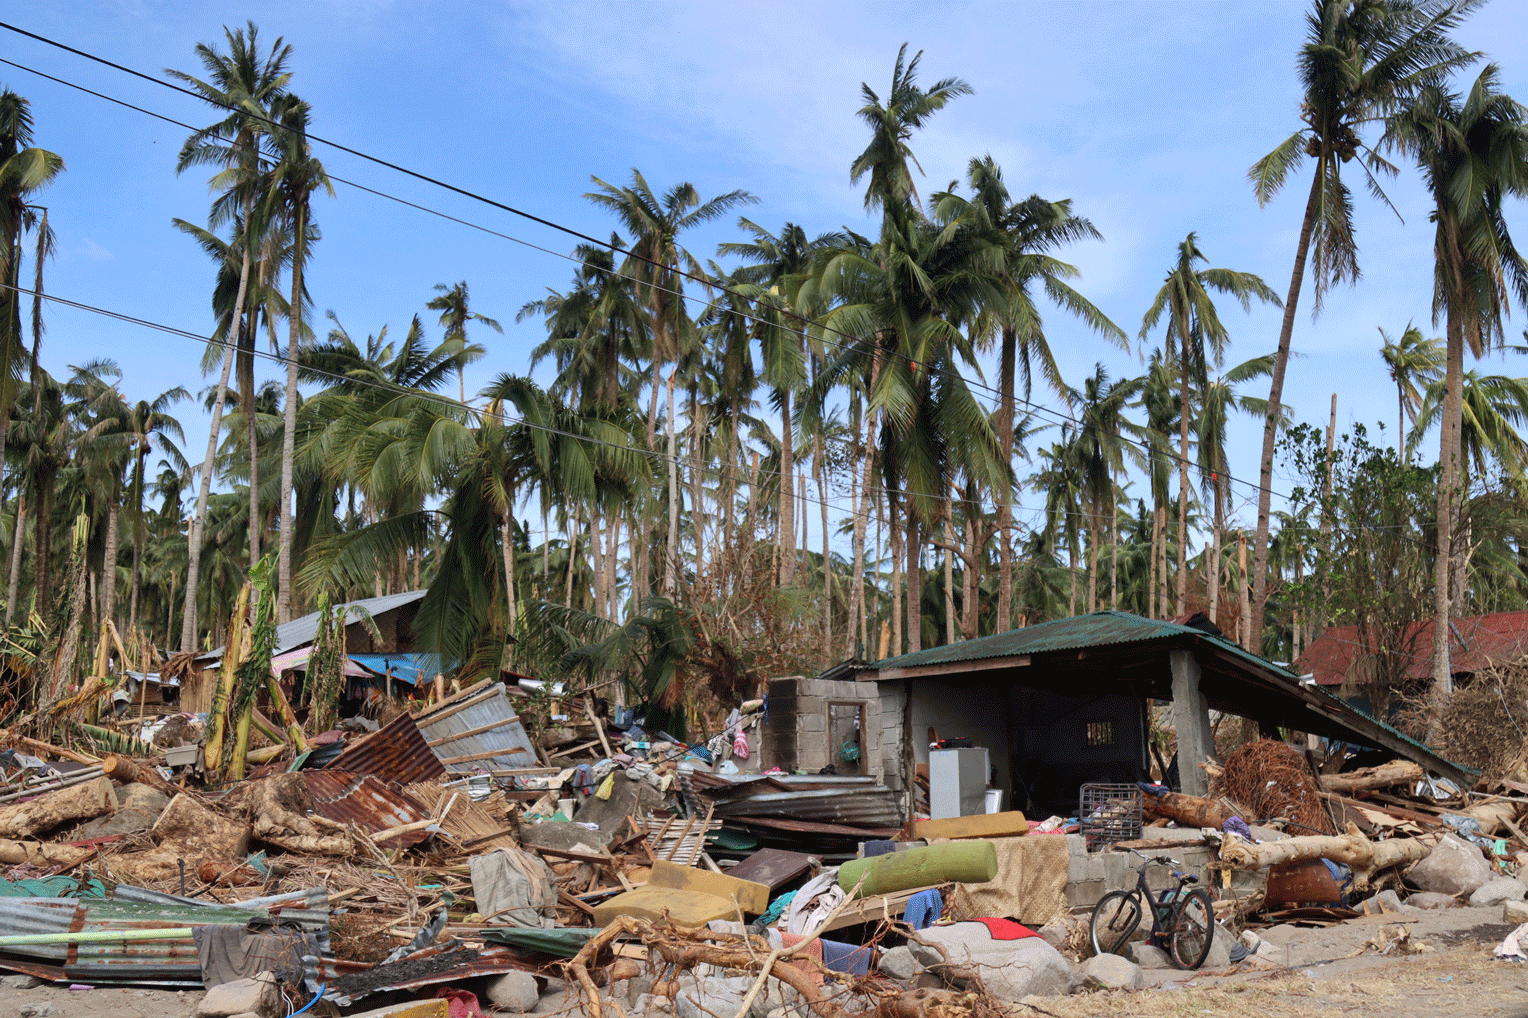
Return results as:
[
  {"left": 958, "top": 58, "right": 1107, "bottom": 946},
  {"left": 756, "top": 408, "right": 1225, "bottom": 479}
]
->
[{"left": 1173, "top": 872, "right": 1199, "bottom": 884}]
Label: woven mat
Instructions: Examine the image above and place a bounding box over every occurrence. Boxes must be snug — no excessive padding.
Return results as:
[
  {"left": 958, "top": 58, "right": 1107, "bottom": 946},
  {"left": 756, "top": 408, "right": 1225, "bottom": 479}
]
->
[{"left": 944, "top": 834, "right": 1069, "bottom": 928}]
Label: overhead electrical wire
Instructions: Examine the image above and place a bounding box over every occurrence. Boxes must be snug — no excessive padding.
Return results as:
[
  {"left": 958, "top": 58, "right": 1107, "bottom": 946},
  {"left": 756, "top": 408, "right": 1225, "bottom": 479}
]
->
[{"left": 0, "top": 30, "right": 1438, "bottom": 545}]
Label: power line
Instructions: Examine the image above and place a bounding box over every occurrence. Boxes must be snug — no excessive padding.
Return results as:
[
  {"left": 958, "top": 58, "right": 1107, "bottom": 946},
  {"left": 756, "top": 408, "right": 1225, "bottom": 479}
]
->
[{"left": 0, "top": 25, "right": 1312, "bottom": 514}]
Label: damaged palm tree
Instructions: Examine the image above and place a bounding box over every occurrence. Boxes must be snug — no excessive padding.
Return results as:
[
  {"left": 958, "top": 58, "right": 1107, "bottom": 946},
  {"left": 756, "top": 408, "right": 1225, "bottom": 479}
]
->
[
  {"left": 227, "top": 556, "right": 279, "bottom": 780},
  {"left": 306, "top": 592, "right": 343, "bottom": 734},
  {"left": 201, "top": 583, "right": 251, "bottom": 773}
]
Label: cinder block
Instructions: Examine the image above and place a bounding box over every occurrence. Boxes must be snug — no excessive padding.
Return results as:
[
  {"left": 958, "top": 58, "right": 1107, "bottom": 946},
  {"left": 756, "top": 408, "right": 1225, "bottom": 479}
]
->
[
  {"left": 800, "top": 713, "right": 826, "bottom": 732},
  {"left": 1066, "top": 880, "right": 1107, "bottom": 909},
  {"left": 1102, "top": 852, "right": 1133, "bottom": 891}
]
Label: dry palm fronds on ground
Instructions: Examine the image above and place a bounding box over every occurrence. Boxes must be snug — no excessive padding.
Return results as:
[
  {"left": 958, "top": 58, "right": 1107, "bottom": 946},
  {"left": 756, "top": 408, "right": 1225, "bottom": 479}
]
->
[
  {"left": 1218, "top": 738, "right": 1334, "bottom": 835},
  {"left": 1424, "top": 660, "right": 1528, "bottom": 782}
]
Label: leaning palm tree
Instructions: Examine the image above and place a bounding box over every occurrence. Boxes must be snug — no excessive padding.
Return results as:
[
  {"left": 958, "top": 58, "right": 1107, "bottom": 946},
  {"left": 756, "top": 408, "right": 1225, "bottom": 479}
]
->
[
  {"left": 1140, "top": 232, "right": 1279, "bottom": 616},
  {"left": 169, "top": 21, "right": 291, "bottom": 652},
  {"left": 1384, "top": 64, "right": 1528, "bottom": 697},
  {"left": 1246, "top": 0, "right": 1479, "bottom": 650},
  {"left": 1379, "top": 323, "right": 1444, "bottom": 454},
  {"left": 0, "top": 88, "right": 63, "bottom": 505},
  {"left": 265, "top": 93, "right": 331, "bottom": 623}
]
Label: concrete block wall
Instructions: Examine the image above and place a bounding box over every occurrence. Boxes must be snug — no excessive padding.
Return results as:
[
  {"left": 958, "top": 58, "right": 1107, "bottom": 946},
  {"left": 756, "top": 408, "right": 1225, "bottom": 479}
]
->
[
  {"left": 1063, "top": 833, "right": 1218, "bottom": 909},
  {"left": 763, "top": 676, "right": 885, "bottom": 778}
]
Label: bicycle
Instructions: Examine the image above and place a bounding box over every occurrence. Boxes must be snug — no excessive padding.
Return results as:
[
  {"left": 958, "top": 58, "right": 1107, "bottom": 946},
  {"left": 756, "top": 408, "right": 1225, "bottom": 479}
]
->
[{"left": 1088, "top": 846, "right": 1214, "bottom": 970}]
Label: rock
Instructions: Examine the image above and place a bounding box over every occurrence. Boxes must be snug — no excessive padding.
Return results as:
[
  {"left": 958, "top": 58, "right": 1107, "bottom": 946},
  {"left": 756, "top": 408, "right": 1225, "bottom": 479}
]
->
[
  {"left": 908, "top": 941, "right": 944, "bottom": 968},
  {"left": 1406, "top": 892, "right": 1459, "bottom": 910},
  {"left": 748, "top": 979, "right": 803, "bottom": 1018},
  {"left": 633, "top": 994, "right": 673, "bottom": 1016},
  {"left": 1469, "top": 876, "right": 1527, "bottom": 907},
  {"left": 19, "top": 1005, "right": 55, "bottom": 1018},
  {"left": 880, "top": 945, "right": 923, "bottom": 980},
  {"left": 675, "top": 975, "right": 752, "bottom": 1018},
  {"left": 1, "top": 974, "right": 42, "bottom": 988},
  {"left": 77, "top": 808, "right": 160, "bottom": 839},
  {"left": 1201, "top": 923, "right": 1232, "bottom": 970},
  {"left": 193, "top": 972, "right": 279, "bottom": 1018},
  {"left": 1405, "top": 833, "right": 1493, "bottom": 897},
  {"left": 1128, "top": 943, "right": 1171, "bottom": 969},
  {"left": 520, "top": 819, "right": 614, "bottom": 852},
  {"left": 1504, "top": 899, "right": 1528, "bottom": 923},
  {"left": 917, "top": 922, "right": 1074, "bottom": 999},
  {"left": 1081, "top": 953, "right": 1143, "bottom": 990},
  {"left": 485, "top": 971, "right": 540, "bottom": 1012},
  {"left": 1359, "top": 889, "right": 1411, "bottom": 915},
  {"left": 116, "top": 783, "right": 170, "bottom": 815}
]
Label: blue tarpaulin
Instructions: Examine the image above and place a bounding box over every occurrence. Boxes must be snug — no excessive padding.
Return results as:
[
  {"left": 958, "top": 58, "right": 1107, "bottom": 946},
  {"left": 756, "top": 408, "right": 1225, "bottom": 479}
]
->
[{"left": 349, "top": 653, "right": 444, "bottom": 687}]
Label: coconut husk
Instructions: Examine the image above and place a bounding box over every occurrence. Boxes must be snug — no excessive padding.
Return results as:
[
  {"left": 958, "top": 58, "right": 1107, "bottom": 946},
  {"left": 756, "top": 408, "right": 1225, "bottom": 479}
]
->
[{"left": 1218, "top": 738, "right": 1335, "bottom": 835}]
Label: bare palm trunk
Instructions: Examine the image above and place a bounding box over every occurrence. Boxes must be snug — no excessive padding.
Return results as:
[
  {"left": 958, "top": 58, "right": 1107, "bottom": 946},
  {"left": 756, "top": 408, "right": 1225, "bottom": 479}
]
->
[
  {"left": 245, "top": 315, "right": 261, "bottom": 566},
  {"left": 1149, "top": 501, "right": 1159, "bottom": 618},
  {"left": 779, "top": 385, "right": 795, "bottom": 587},
  {"left": 1208, "top": 484, "right": 1223, "bottom": 625},
  {"left": 943, "top": 502, "right": 955, "bottom": 644},
  {"left": 502, "top": 515, "right": 517, "bottom": 638},
  {"left": 5, "top": 494, "right": 23, "bottom": 627},
  {"left": 181, "top": 276, "right": 244, "bottom": 652},
  {"left": 278, "top": 202, "right": 305, "bottom": 625},
  {"left": 1087, "top": 504, "right": 1099, "bottom": 613},
  {"left": 664, "top": 372, "right": 678, "bottom": 597},
  {"left": 100, "top": 499, "right": 119, "bottom": 626},
  {"left": 53, "top": 520, "right": 89, "bottom": 697},
  {"left": 1253, "top": 168, "right": 1323, "bottom": 654},
  {"left": 1067, "top": 525, "right": 1077, "bottom": 617},
  {"left": 906, "top": 517, "right": 922, "bottom": 654},
  {"left": 818, "top": 431, "right": 830, "bottom": 659},
  {"left": 688, "top": 385, "right": 704, "bottom": 596},
  {"left": 1156, "top": 504, "right": 1168, "bottom": 619},
  {"left": 1176, "top": 315, "right": 1193, "bottom": 617},
  {"left": 849, "top": 392, "right": 867, "bottom": 658},
  {"left": 1237, "top": 527, "right": 1251, "bottom": 651},
  {"left": 744, "top": 452, "right": 760, "bottom": 594},
  {"left": 997, "top": 325, "right": 1016, "bottom": 633},
  {"left": 1432, "top": 316, "right": 1464, "bottom": 702},
  {"left": 890, "top": 498, "right": 902, "bottom": 656},
  {"left": 1110, "top": 486, "right": 1120, "bottom": 611},
  {"left": 565, "top": 507, "right": 580, "bottom": 609}
]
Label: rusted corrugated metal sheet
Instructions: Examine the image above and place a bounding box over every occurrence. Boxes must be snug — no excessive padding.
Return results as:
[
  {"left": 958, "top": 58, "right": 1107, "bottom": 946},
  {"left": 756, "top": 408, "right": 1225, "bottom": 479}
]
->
[
  {"left": 304, "top": 770, "right": 433, "bottom": 849},
  {"left": 415, "top": 682, "right": 538, "bottom": 775},
  {"left": 327, "top": 710, "right": 445, "bottom": 784}
]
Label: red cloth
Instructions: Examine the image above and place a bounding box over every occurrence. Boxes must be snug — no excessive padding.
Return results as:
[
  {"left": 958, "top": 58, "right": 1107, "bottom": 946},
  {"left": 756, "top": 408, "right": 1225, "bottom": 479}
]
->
[
  {"left": 970, "top": 917, "right": 1039, "bottom": 940},
  {"left": 779, "top": 931, "right": 827, "bottom": 986},
  {"left": 433, "top": 988, "right": 484, "bottom": 1018}
]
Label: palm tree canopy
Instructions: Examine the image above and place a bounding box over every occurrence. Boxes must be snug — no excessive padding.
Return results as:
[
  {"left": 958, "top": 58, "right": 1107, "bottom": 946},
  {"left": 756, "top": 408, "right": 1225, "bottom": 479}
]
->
[{"left": 850, "top": 43, "right": 972, "bottom": 211}]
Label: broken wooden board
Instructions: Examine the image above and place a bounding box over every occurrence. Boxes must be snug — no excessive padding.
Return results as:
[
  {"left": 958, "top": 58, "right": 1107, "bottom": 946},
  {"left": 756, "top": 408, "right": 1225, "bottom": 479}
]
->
[
  {"left": 725, "top": 848, "right": 815, "bottom": 891},
  {"left": 817, "top": 884, "right": 944, "bottom": 933},
  {"left": 914, "top": 811, "right": 1028, "bottom": 841},
  {"left": 590, "top": 858, "right": 769, "bottom": 924}
]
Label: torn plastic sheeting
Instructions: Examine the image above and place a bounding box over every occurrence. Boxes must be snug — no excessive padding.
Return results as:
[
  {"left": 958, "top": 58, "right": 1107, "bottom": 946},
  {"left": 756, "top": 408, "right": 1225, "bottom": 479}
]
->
[{"left": 303, "top": 770, "right": 434, "bottom": 849}]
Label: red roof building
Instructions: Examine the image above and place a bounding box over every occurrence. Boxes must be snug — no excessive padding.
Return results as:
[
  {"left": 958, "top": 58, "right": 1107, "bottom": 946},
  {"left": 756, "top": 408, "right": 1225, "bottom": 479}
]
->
[{"left": 1294, "top": 610, "right": 1528, "bottom": 688}]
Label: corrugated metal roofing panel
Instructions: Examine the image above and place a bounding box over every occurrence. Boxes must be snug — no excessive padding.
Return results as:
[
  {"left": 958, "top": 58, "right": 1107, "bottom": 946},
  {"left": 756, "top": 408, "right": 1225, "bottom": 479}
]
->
[
  {"left": 415, "top": 682, "right": 538, "bottom": 775},
  {"left": 199, "top": 589, "right": 429, "bottom": 663},
  {"left": 304, "top": 770, "right": 434, "bottom": 849},
  {"left": 327, "top": 710, "right": 445, "bottom": 784},
  {"left": 866, "top": 610, "right": 1212, "bottom": 672}
]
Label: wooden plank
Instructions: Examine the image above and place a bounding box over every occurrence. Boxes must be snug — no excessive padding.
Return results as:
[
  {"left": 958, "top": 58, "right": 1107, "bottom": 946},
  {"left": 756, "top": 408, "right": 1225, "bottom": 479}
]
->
[
  {"left": 915, "top": 811, "right": 1029, "bottom": 841},
  {"left": 425, "top": 717, "right": 522, "bottom": 749},
  {"left": 439, "top": 747, "right": 529, "bottom": 766},
  {"left": 585, "top": 700, "right": 614, "bottom": 759},
  {"left": 548, "top": 740, "right": 602, "bottom": 760},
  {"left": 725, "top": 848, "right": 814, "bottom": 891},
  {"left": 817, "top": 885, "right": 941, "bottom": 933}
]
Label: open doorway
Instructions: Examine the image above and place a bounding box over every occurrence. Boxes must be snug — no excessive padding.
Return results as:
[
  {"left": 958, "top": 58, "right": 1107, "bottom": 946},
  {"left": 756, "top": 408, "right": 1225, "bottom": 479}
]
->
[{"left": 828, "top": 701, "right": 866, "bottom": 775}]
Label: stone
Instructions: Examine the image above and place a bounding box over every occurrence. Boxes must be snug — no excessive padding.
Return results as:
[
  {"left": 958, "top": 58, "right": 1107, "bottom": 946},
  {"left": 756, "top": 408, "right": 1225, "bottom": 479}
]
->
[
  {"left": 116, "top": 783, "right": 170, "bottom": 814},
  {"left": 78, "top": 808, "right": 160, "bottom": 839},
  {"left": 1406, "top": 892, "right": 1459, "bottom": 910},
  {"left": 675, "top": 975, "right": 752, "bottom": 1018},
  {"left": 193, "top": 972, "right": 279, "bottom": 1018},
  {"left": 908, "top": 941, "right": 944, "bottom": 968},
  {"left": 1503, "top": 899, "right": 1528, "bottom": 923},
  {"left": 1129, "top": 943, "right": 1171, "bottom": 969},
  {"left": 1469, "top": 876, "right": 1527, "bottom": 907},
  {"left": 916, "top": 922, "right": 1074, "bottom": 999},
  {"left": 19, "top": 1005, "right": 55, "bottom": 1018},
  {"left": 1405, "top": 833, "right": 1493, "bottom": 897},
  {"left": 1201, "top": 923, "right": 1232, "bottom": 970},
  {"left": 1359, "top": 889, "right": 1409, "bottom": 915},
  {"left": 1, "top": 974, "right": 42, "bottom": 988},
  {"left": 485, "top": 971, "right": 540, "bottom": 1012},
  {"left": 1080, "top": 953, "right": 1143, "bottom": 990},
  {"left": 880, "top": 945, "right": 923, "bottom": 980},
  {"left": 633, "top": 994, "right": 673, "bottom": 1016},
  {"left": 521, "top": 819, "right": 613, "bottom": 851},
  {"left": 748, "top": 978, "right": 803, "bottom": 1018}
]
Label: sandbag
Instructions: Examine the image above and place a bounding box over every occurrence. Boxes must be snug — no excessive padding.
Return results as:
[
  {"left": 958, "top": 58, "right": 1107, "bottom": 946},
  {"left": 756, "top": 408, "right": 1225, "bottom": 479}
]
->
[{"left": 837, "top": 840, "right": 997, "bottom": 897}]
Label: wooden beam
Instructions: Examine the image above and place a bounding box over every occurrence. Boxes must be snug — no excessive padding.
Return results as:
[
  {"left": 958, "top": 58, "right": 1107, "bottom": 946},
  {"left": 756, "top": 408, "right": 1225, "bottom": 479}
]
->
[
  {"left": 875, "top": 655, "right": 1031, "bottom": 682},
  {"left": 425, "top": 716, "right": 522, "bottom": 748}
]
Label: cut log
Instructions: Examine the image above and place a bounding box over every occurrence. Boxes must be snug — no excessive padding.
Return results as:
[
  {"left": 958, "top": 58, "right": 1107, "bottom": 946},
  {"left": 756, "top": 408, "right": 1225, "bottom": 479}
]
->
[
  {"left": 1220, "top": 823, "right": 1436, "bottom": 891},
  {"left": 0, "top": 776, "right": 114, "bottom": 838},
  {"left": 1142, "top": 789, "right": 1240, "bottom": 829},
  {"left": 102, "top": 755, "right": 181, "bottom": 800},
  {"left": 0, "top": 839, "right": 95, "bottom": 867},
  {"left": 151, "top": 792, "right": 250, "bottom": 860},
  {"left": 1320, "top": 761, "right": 1424, "bottom": 795}
]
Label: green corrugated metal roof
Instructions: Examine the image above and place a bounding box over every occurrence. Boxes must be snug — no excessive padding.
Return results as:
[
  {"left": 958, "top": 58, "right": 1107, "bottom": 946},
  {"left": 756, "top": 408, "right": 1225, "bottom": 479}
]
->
[{"left": 870, "top": 610, "right": 1294, "bottom": 676}]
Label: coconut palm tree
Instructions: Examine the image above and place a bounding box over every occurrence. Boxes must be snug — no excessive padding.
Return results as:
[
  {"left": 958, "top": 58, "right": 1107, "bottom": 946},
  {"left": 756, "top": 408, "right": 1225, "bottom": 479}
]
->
[
  {"left": 265, "top": 93, "right": 331, "bottom": 624},
  {"left": 0, "top": 88, "right": 63, "bottom": 504},
  {"left": 1140, "top": 232, "right": 1279, "bottom": 616},
  {"left": 1410, "top": 370, "right": 1528, "bottom": 482},
  {"left": 1197, "top": 354, "right": 1275, "bottom": 624},
  {"left": 1068, "top": 364, "right": 1144, "bottom": 612},
  {"left": 850, "top": 44, "right": 971, "bottom": 212},
  {"left": 1379, "top": 323, "right": 1444, "bottom": 454},
  {"left": 1246, "top": 0, "right": 1480, "bottom": 650},
  {"left": 426, "top": 281, "right": 498, "bottom": 404},
  {"left": 1384, "top": 64, "right": 1528, "bottom": 696},
  {"left": 169, "top": 21, "right": 291, "bottom": 652}
]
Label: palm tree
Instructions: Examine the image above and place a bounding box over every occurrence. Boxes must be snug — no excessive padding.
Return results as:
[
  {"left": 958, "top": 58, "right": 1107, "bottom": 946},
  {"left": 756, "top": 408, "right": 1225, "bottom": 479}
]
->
[
  {"left": 169, "top": 21, "right": 291, "bottom": 652},
  {"left": 849, "top": 44, "right": 971, "bottom": 212},
  {"left": 933, "top": 158, "right": 1123, "bottom": 630},
  {"left": 0, "top": 88, "right": 63, "bottom": 505},
  {"left": 121, "top": 387, "right": 188, "bottom": 634},
  {"left": 1068, "top": 365, "right": 1144, "bottom": 612},
  {"left": 1140, "top": 232, "right": 1279, "bottom": 616},
  {"left": 1379, "top": 323, "right": 1444, "bottom": 453},
  {"left": 1385, "top": 64, "right": 1528, "bottom": 697},
  {"left": 1410, "top": 370, "right": 1528, "bottom": 482},
  {"left": 266, "top": 93, "right": 331, "bottom": 624},
  {"left": 426, "top": 280, "right": 499, "bottom": 403},
  {"left": 1246, "top": 0, "right": 1479, "bottom": 650},
  {"left": 1197, "top": 354, "right": 1275, "bottom": 624}
]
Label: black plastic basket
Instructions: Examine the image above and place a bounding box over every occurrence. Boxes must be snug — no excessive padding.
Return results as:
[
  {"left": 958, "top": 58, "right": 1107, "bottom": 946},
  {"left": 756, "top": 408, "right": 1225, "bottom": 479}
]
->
[{"left": 1079, "top": 782, "right": 1143, "bottom": 851}]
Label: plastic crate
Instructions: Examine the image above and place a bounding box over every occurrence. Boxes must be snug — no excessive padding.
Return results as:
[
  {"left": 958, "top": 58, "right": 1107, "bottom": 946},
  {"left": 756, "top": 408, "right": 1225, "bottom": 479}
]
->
[{"left": 1079, "top": 783, "right": 1142, "bottom": 852}]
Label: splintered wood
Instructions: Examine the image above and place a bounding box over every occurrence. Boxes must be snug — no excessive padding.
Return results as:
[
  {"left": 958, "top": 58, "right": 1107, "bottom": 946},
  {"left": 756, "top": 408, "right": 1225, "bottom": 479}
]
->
[{"left": 639, "top": 806, "right": 718, "bottom": 866}]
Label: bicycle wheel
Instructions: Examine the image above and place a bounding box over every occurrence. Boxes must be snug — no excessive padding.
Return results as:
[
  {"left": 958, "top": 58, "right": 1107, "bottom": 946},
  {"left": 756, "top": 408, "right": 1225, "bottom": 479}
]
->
[
  {"left": 1169, "top": 888, "right": 1214, "bottom": 970},
  {"left": 1090, "top": 890, "right": 1142, "bottom": 957}
]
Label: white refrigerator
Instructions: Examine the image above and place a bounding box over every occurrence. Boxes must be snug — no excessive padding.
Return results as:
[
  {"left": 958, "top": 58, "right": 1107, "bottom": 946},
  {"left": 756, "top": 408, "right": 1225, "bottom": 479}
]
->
[{"left": 928, "top": 747, "right": 989, "bottom": 819}]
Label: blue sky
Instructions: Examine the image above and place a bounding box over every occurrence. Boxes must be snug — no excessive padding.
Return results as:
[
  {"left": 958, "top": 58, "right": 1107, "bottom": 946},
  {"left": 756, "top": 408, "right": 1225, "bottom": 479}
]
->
[{"left": 6, "top": 1, "right": 1528, "bottom": 541}]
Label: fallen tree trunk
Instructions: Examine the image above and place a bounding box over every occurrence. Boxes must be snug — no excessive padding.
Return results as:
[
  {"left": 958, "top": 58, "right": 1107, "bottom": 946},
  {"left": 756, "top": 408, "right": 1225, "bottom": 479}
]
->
[
  {"left": 0, "top": 839, "right": 95, "bottom": 867},
  {"left": 0, "top": 776, "right": 114, "bottom": 838},
  {"left": 1320, "top": 761, "right": 1424, "bottom": 795},
  {"left": 102, "top": 755, "right": 182, "bottom": 800},
  {"left": 1142, "top": 789, "right": 1241, "bottom": 829},
  {"left": 1220, "top": 824, "right": 1436, "bottom": 891}
]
